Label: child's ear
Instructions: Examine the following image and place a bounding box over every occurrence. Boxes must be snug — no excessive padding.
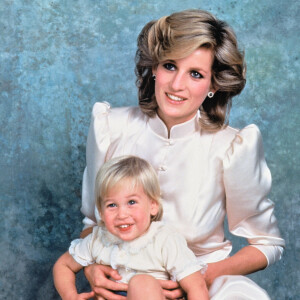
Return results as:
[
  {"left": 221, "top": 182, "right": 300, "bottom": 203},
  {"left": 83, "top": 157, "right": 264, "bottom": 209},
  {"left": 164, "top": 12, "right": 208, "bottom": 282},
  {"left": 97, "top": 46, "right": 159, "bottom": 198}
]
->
[
  {"left": 97, "top": 204, "right": 103, "bottom": 218},
  {"left": 150, "top": 199, "right": 159, "bottom": 217}
]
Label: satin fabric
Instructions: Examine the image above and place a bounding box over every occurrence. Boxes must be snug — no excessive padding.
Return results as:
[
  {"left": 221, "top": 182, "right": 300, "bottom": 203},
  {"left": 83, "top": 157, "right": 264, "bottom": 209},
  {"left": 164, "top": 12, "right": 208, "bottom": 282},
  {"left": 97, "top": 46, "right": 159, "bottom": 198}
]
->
[
  {"left": 81, "top": 102, "right": 285, "bottom": 298},
  {"left": 209, "top": 275, "right": 271, "bottom": 299}
]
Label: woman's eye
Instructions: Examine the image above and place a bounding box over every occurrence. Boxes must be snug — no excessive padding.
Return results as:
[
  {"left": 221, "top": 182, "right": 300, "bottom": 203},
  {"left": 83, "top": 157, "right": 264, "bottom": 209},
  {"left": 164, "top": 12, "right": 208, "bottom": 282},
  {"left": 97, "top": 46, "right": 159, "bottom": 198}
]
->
[
  {"left": 191, "top": 70, "right": 203, "bottom": 79},
  {"left": 128, "top": 200, "right": 136, "bottom": 205},
  {"left": 163, "top": 63, "right": 176, "bottom": 71}
]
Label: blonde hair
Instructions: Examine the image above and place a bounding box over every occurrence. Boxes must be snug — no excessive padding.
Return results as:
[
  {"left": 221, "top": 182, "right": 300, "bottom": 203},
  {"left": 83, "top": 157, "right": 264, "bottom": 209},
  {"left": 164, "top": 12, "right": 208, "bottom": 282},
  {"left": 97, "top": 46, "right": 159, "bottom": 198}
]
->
[
  {"left": 135, "top": 9, "right": 246, "bottom": 131},
  {"left": 95, "top": 156, "right": 163, "bottom": 222}
]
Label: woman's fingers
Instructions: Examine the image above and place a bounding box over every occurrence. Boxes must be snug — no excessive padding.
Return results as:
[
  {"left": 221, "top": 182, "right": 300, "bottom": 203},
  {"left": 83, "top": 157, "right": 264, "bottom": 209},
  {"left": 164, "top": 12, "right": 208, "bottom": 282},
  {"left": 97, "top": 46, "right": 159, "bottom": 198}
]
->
[
  {"left": 84, "top": 264, "right": 121, "bottom": 287},
  {"left": 84, "top": 264, "right": 127, "bottom": 299},
  {"left": 97, "top": 265, "right": 122, "bottom": 281},
  {"left": 93, "top": 278, "right": 127, "bottom": 292},
  {"left": 158, "top": 279, "right": 179, "bottom": 290},
  {"left": 158, "top": 279, "right": 184, "bottom": 299},
  {"left": 163, "top": 288, "right": 184, "bottom": 299}
]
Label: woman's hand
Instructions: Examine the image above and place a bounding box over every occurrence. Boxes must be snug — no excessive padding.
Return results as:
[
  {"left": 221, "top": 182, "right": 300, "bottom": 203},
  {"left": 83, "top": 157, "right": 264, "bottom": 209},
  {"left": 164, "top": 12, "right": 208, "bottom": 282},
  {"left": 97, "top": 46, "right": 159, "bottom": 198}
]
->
[
  {"left": 158, "top": 279, "right": 185, "bottom": 299},
  {"left": 84, "top": 264, "right": 127, "bottom": 300}
]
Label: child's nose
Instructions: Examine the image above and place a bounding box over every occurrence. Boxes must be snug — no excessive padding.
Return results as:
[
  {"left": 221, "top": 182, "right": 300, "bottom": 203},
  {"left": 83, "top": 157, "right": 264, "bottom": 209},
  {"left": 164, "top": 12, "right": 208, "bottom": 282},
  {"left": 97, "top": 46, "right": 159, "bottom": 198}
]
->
[{"left": 117, "top": 206, "right": 129, "bottom": 218}]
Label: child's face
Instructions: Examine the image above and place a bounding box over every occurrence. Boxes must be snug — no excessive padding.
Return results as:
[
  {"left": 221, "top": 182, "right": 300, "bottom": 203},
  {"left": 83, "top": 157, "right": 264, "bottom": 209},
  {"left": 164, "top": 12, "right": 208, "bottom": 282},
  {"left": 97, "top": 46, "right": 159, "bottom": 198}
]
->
[{"left": 100, "top": 178, "right": 159, "bottom": 241}]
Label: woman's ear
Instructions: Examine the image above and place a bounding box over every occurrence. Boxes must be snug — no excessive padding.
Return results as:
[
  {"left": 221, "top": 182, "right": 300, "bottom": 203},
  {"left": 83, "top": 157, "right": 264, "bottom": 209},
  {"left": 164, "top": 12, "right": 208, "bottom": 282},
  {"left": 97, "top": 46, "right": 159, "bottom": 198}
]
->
[
  {"left": 152, "top": 66, "right": 157, "bottom": 77},
  {"left": 210, "top": 85, "right": 218, "bottom": 94}
]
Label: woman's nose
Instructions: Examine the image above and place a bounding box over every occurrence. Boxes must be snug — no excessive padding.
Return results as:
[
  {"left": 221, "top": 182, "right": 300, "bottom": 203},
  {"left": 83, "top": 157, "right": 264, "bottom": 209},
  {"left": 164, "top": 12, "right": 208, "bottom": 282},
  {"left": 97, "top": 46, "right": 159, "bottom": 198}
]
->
[{"left": 170, "top": 72, "right": 185, "bottom": 91}]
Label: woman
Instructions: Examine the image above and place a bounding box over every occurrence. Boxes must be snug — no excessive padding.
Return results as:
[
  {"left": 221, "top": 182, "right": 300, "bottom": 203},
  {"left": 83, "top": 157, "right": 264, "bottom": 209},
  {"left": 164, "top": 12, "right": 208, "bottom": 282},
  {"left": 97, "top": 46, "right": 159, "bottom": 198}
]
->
[{"left": 80, "top": 9, "right": 285, "bottom": 299}]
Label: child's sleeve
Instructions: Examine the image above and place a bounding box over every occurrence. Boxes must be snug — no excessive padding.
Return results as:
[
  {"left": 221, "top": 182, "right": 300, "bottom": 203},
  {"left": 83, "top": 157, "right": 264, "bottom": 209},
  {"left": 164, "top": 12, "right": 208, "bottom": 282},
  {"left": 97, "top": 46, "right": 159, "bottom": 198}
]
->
[
  {"left": 161, "top": 229, "right": 207, "bottom": 282},
  {"left": 69, "top": 226, "right": 100, "bottom": 266}
]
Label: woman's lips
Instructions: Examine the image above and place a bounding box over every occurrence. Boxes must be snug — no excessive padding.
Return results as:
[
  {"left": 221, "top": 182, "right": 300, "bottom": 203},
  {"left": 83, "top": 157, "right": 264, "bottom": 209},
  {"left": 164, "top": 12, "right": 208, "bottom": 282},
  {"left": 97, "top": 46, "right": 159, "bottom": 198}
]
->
[{"left": 166, "top": 93, "right": 186, "bottom": 102}]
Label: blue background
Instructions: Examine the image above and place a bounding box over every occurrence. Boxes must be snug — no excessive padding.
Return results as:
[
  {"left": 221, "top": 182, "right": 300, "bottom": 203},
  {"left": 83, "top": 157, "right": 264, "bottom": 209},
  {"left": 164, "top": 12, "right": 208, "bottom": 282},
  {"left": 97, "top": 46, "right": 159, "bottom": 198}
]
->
[{"left": 0, "top": 0, "right": 299, "bottom": 299}]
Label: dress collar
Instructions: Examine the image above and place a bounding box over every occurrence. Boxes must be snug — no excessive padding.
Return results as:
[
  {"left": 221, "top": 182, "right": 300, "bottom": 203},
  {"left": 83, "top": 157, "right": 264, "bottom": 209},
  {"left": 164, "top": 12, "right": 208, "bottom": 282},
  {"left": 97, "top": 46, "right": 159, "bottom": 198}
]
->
[
  {"left": 148, "top": 111, "right": 200, "bottom": 139},
  {"left": 98, "top": 221, "right": 164, "bottom": 254}
]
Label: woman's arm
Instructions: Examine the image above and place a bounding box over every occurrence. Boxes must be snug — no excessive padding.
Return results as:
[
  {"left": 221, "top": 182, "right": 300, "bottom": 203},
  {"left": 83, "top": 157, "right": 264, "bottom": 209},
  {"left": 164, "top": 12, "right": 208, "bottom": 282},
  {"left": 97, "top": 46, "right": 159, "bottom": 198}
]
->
[
  {"left": 80, "top": 226, "right": 93, "bottom": 238},
  {"left": 179, "top": 271, "right": 209, "bottom": 300},
  {"left": 222, "top": 125, "right": 285, "bottom": 270},
  {"left": 53, "top": 252, "right": 95, "bottom": 300},
  {"left": 204, "top": 245, "right": 267, "bottom": 288}
]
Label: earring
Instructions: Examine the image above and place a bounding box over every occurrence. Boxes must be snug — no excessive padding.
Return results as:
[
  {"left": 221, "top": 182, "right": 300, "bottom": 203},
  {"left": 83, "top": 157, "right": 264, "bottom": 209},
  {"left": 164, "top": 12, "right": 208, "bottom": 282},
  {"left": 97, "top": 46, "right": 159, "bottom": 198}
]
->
[
  {"left": 208, "top": 91, "right": 214, "bottom": 98},
  {"left": 152, "top": 74, "right": 156, "bottom": 80}
]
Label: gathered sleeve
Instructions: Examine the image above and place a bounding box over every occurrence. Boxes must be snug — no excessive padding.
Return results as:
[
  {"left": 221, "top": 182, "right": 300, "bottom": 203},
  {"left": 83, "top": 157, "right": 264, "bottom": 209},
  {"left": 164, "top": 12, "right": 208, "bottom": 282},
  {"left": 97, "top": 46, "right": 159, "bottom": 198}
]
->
[
  {"left": 223, "top": 124, "right": 285, "bottom": 266},
  {"left": 160, "top": 230, "right": 207, "bottom": 282},
  {"left": 69, "top": 227, "right": 101, "bottom": 266},
  {"left": 81, "top": 102, "right": 112, "bottom": 228}
]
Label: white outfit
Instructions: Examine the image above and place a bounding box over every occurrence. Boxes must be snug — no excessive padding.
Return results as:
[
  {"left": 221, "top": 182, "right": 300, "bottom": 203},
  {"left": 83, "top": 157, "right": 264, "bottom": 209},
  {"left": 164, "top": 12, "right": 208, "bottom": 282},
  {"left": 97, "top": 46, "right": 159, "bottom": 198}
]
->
[
  {"left": 70, "top": 221, "right": 206, "bottom": 283},
  {"left": 81, "top": 102, "right": 285, "bottom": 299}
]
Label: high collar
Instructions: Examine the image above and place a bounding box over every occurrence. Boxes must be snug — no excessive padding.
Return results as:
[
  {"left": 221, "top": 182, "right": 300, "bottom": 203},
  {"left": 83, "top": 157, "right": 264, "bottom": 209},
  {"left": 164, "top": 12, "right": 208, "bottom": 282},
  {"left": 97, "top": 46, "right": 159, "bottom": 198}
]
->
[{"left": 148, "top": 111, "right": 200, "bottom": 139}]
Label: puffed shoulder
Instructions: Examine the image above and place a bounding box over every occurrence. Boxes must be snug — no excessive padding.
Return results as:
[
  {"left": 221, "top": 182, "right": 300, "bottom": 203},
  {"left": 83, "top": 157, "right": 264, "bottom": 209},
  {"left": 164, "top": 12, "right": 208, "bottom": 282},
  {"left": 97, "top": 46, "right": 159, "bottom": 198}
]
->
[
  {"left": 92, "top": 101, "right": 111, "bottom": 115},
  {"left": 222, "top": 124, "right": 272, "bottom": 193},
  {"left": 91, "top": 102, "right": 128, "bottom": 137},
  {"left": 91, "top": 101, "right": 147, "bottom": 139},
  {"left": 223, "top": 124, "right": 265, "bottom": 169}
]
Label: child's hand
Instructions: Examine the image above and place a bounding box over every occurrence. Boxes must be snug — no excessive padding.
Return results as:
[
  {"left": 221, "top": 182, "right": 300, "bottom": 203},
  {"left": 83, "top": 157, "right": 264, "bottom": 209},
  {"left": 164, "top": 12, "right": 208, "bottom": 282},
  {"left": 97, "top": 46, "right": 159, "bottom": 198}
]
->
[{"left": 77, "top": 291, "right": 95, "bottom": 300}]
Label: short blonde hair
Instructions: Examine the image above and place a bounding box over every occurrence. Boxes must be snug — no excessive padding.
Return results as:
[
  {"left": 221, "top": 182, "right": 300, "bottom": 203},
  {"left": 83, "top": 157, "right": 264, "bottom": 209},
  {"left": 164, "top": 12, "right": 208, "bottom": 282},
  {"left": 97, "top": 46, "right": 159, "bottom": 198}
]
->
[
  {"left": 95, "top": 156, "right": 163, "bottom": 221},
  {"left": 135, "top": 9, "right": 246, "bottom": 131}
]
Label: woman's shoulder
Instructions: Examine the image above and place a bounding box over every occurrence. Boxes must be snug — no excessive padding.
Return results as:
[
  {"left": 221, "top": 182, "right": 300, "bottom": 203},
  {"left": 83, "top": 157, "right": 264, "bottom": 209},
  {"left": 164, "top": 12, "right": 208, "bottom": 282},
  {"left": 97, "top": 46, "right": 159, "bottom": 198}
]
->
[
  {"left": 214, "top": 123, "right": 260, "bottom": 140},
  {"left": 91, "top": 101, "right": 148, "bottom": 132},
  {"left": 210, "top": 124, "right": 264, "bottom": 159},
  {"left": 92, "top": 101, "right": 144, "bottom": 120}
]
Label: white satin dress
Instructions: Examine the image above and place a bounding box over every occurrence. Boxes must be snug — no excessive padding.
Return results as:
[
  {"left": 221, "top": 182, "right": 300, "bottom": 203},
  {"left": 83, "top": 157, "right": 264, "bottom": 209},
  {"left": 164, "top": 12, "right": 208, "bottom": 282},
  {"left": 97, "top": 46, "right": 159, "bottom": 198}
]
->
[{"left": 81, "top": 102, "right": 285, "bottom": 299}]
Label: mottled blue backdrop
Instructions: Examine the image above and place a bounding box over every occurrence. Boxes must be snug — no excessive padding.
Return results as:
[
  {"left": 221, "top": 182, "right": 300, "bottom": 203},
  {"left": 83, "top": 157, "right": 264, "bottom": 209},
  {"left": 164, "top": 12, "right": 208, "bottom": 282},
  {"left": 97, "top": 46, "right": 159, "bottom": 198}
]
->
[{"left": 0, "top": 0, "right": 299, "bottom": 299}]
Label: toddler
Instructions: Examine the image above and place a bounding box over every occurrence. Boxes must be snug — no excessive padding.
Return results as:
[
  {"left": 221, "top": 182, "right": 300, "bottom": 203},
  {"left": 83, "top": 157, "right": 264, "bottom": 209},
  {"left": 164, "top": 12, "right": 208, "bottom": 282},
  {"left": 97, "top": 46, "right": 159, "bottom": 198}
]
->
[{"left": 53, "top": 156, "right": 209, "bottom": 299}]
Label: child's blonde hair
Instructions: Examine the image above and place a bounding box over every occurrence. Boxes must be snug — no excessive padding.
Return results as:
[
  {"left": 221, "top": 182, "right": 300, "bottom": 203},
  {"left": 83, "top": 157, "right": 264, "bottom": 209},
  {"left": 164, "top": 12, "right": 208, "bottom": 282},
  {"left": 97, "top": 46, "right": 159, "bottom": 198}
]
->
[{"left": 95, "top": 156, "right": 163, "bottom": 221}]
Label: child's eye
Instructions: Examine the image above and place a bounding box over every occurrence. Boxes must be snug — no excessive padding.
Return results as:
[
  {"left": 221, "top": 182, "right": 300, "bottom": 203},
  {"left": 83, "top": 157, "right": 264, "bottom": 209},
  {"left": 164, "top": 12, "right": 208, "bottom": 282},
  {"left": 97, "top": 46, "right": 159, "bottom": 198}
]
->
[
  {"left": 128, "top": 200, "right": 137, "bottom": 205},
  {"left": 190, "top": 70, "right": 203, "bottom": 79},
  {"left": 107, "top": 203, "right": 116, "bottom": 208},
  {"left": 163, "top": 63, "right": 176, "bottom": 71}
]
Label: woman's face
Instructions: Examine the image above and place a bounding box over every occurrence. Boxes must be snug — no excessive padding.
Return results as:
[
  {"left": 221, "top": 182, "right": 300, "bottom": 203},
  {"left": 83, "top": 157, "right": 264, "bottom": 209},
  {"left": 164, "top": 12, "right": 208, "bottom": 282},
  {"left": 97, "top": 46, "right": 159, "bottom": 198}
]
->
[{"left": 153, "top": 47, "right": 215, "bottom": 131}]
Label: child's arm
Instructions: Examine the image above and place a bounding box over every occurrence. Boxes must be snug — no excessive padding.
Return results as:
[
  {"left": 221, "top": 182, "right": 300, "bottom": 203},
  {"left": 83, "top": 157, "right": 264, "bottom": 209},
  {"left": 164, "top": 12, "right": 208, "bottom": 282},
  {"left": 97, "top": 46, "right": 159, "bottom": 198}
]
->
[
  {"left": 179, "top": 271, "right": 209, "bottom": 300},
  {"left": 53, "top": 251, "right": 95, "bottom": 300}
]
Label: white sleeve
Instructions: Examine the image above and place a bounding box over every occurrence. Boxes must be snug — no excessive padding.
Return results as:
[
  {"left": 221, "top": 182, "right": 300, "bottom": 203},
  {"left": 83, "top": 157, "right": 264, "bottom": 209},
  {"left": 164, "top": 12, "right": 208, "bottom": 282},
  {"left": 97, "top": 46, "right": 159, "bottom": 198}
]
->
[
  {"left": 161, "top": 230, "right": 207, "bottom": 282},
  {"left": 223, "top": 124, "right": 285, "bottom": 266},
  {"left": 69, "top": 227, "right": 101, "bottom": 266}
]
